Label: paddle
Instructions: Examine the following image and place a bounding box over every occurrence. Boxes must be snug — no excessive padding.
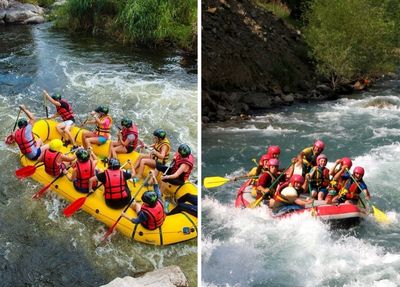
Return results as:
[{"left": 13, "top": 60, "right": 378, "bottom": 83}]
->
[
  {"left": 15, "top": 163, "right": 44, "bottom": 179},
  {"left": 5, "top": 108, "right": 22, "bottom": 145},
  {"left": 346, "top": 168, "right": 390, "bottom": 224},
  {"left": 204, "top": 175, "right": 255, "bottom": 189},
  {"left": 15, "top": 148, "right": 78, "bottom": 179},
  {"left": 250, "top": 163, "right": 293, "bottom": 208},
  {"left": 63, "top": 161, "right": 130, "bottom": 217},
  {"left": 101, "top": 173, "right": 152, "bottom": 242},
  {"left": 43, "top": 92, "right": 49, "bottom": 118},
  {"left": 32, "top": 167, "right": 71, "bottom": 199}
]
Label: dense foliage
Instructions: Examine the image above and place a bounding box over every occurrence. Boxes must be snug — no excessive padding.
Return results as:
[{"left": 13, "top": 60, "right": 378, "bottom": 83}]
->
[
  {"left": 54, "top": 0, "right": 197, "bottom": 51},
  {"left": 303, "top": 0, "right": 399, "bottom": 88}
]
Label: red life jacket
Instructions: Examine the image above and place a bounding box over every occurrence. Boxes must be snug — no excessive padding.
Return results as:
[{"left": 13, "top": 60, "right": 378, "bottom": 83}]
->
[
  {"left": 344, "top": 179, "right": 362, "bottom": 200},
  {"left": 75, "top": 160, "right": 96, "bottom": 189},
  {"left": 14, "top": 127, "right": 35, "bottom": 155},
  {"left": 121, "top": 125, "right": 138, "bottom": 150},
  {"left": 95, "top": 115, "right": 113, "bottom": 138},
  {"left": 44, "top": 150, "right": 62, "bottom": 177},
  {"left": 140, "top": 200, "right": 165, "bottom": 230},
  {"left": 103, "top": 169, "right": 128, "bottom": 200},
  {"left": 56, "top": 99, "right": 75, "bottom": 121},
  {"left": 171, "top": 154, "right": 194, "bottom": 181}
]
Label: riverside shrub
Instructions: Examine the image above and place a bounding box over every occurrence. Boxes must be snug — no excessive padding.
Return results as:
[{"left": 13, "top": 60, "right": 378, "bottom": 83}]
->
[{"left": 303, "top": 0, "right": 398, "bottom": 88}]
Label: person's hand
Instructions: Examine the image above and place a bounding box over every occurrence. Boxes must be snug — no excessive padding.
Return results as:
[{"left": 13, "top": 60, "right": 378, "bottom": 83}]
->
[
  {"left": 90, "top": 111, "right": 96, "bottom": 116},
  {"left": 161, "top": 175, "right": 169, "bottom": 181},
  {"left": 335, "top": 159, "right": 341, "bottom": 164},
  {"left": 19, "top": 104, "right": 26, "bottom": 110}
]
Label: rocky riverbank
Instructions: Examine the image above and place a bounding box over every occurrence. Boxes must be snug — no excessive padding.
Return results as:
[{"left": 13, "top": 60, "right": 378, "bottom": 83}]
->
[{"left": 202, "top": 0, "right": 353, "bottom": 123}]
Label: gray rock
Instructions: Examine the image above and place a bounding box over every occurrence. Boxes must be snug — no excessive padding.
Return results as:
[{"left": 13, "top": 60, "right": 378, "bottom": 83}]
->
[
  {"left": 0, "top": 9, "right": 6, "bottom": 20},
  {"left": 281, "top": 93, "right": 294, "bottom": 103},
  {"left": 100, "top": 265, "right": 188, "bottom": 287},
  {"left": 243, "top": 92, "right": 271, "bottom": 108},
  {"left": 23, "top": 15, "right": 44, "bottom": 24},
  {"left": 0, "top": 0, "right": 8, "bottom": 9}
]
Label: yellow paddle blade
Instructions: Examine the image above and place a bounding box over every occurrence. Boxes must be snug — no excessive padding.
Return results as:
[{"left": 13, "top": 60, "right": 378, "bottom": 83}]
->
[
  {"left": 203, "top": 176, "right": 230, "bottom": 189},
  {"left": 372, "top": 205, "right": 390, "bottom": 224},
  {"left": 249, "top": 196, "right": 263, "bottom": 208}
]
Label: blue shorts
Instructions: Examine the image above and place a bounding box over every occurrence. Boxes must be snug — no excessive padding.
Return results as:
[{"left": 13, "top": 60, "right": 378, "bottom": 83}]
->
[
  {"left": 27, "top": 148, "right": 41, "bottom": 161},
  {"left": 98, "top": 136, "right": 107, "bottom": 145}
]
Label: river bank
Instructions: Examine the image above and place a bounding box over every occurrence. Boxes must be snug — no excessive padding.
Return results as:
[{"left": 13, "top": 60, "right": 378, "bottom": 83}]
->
[{"left": 201, "top": 0, "right": 388, "bottom": 123}]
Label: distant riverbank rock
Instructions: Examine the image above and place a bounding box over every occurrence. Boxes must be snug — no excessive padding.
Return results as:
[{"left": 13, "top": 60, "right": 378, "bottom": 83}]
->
[
  {"left": 100, "top": 265, "right": 188, "bottom": 287},
  {"left": 0, "top": 0, "right": 44, "bottom": 25},
  {"left": 202, "top": 0, "right": 340, "bottom": 122}
]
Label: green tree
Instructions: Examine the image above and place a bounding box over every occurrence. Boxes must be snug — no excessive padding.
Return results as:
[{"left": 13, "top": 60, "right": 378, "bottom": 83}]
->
[{"left": 303, "top": 0, "right": 399, "bottom": 89}]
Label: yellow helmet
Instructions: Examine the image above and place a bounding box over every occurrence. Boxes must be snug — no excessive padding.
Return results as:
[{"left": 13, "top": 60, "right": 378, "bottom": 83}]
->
[{"left": 49, "top": 139, "right": 63, "bottom": 152}]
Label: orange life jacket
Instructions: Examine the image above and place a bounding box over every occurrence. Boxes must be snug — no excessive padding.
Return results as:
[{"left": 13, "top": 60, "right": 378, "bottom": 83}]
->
[
  {"left": 95, "top": 115, "right": 113, "bottom": 138},
  {"left": 153, "top": 138, "right": 170, "bottom": 164},
  {"left": 103, "top": 169, "right": 128, "bottom": 200},
  {"left": 140, "top": 200, "right": 165, "bottom": 230}
]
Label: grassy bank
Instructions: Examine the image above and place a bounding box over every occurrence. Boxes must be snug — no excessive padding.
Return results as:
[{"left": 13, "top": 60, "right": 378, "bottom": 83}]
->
[{"left": 52, "top": 0, "right": 197, "bottom": 52}]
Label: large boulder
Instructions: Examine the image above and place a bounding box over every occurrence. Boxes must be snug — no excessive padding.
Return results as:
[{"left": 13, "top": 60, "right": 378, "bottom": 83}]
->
[{"left": 2, "top": 0, "right": 44, "bottom": 24}]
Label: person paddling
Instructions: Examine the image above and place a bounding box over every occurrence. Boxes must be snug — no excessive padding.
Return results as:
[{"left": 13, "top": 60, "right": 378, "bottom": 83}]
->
[
  {"left": 67, "top": 148, "right": 98, "bottom": 193},
  {"left": 254, "top": 158, "right": 285, "bottom": 201},
  {"left": 13, "top": 105, "right": 48, "bottom": 161},
  {"left": 88, "top": 158, "right": 132, "bottom": 209},
  {"left": 81, "top": 106, "right": 113, "bottom": 149},
  {"left": 108, "top": 117, "right": 139, "bottom": 159},
  {"left": 333, "top": 166, "right": 370, "bottom": 205},
  {"left": 254, "top": 145, "right": 281, "bottom": 176},
  {"left": 296, "top": 140, "right": 325, "bottom": 176},
  {"left": 132, "top": 128, "right": 170, "bottom": 180},
  {"left": 43, "top": 90, "right": 77, "bottom": 149},
  {"left": 41, "top": 139, "right": 75, "bottom": 177},
  {"left": 306, "top": 154, "right": 330, "bottom": 200}
]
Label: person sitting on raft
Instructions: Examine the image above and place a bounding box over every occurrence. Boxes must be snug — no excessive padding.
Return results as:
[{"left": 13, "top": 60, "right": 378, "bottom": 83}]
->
[
  {"left": 296, "top": 140, "right": 325, "bottom": 176},
  {"left": 43, "top": 90, "right": 77, "bottom": 149},
  {"left": 81, "top": 106, "right": 112, "bottom": 149},
  {"left": 325, "top": 157, "right": 352, "bottom": 204},
  {"left": 41, "top": 139, "right": 75, "bottom": 177},
  {"left": 269, "top": 175, "right": 313, "bottom": 213},
  {"left": 67, "top": 148, "right": 98, "bottom": 193},
  {"left": 121, "top": 173, "right": 165, "bottom": 230},
  {"left": 332, "top": 166, "right": 370, "bottom": 205},
  {"left": 13, "top": 105, "right": 48, "bottom": 161},
  {"left": 306, "top": 154, "right": 330, "bottom": 200},
  {"left": 132, "top": 128, "right": 170, "bottom": 181},
  {"left": 253, "top": 145, "right": 281, "bottom": 176},
  {"left": 154, "top": 143, "right": 194, "bottom": 194},
  {"left": 108, "top": 117, "right": 139, "bottom": 159},
  {"left": 254, "top": 158, "right": 285, "bottom": 201},
  {"left": 88, "top": 158, "right": 132, "bottom": 209}
]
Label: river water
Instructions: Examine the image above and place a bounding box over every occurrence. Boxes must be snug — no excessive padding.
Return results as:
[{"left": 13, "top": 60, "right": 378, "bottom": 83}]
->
[
  {"left": 0, "top": 24, "right": 197, "bottom": 286},
  {"left": 202, "top": 78, "right": 400, "bottom": 286}
]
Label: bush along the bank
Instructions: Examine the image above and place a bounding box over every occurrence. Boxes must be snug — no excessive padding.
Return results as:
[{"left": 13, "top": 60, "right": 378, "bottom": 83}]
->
[
  {"left": 53, "top": 0, "right": 197, "bottom": 51},
  {"left": 303, "top": 0, "right": 400, "bottom": 89}
]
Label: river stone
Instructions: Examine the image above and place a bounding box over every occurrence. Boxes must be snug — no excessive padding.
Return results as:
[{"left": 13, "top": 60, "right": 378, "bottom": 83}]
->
[
  {"left": 100, "top": 265, "right": 188, "bottom": 287},
  {"left": 0, "top": 9, "right": 6, "bottom": 20},
  {"left": 4, "top": 0, "right": 43, "bottom": 24},
  {"left": 23, "top": 15, "right": 45, "bottom": 24},
  {"left": 0, "top": 0, "right": 8, "bottom": 9}
]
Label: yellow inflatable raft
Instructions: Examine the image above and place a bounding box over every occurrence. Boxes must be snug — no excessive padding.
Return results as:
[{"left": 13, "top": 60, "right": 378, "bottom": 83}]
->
[{"left": 18, "top": 119, "right": 197, "bottom": 245}]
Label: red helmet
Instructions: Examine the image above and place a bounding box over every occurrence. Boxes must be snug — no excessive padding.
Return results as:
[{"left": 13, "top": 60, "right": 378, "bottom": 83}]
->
[
  {"left": 259, "top": 154, "right": 270, "bottom": 165},
  {"left": 316, "top": 154, "right": 327, "bottom": 164},
  {"left": 267, "top": 158, "right": 279, "bottom": 167},
  {"left": 313, "top": 140, "right": 325, "bottom": 151},
  {"left": 353, "top": 166, "right": 365, "bottom": 176},
  {"left": 267, "top": 145, "right": 281, "bottom": 155},
  {"left": 341, "top": 157, "right": 352, "bottom": 169},
  {"left": 291, "top": 174, "right": 305, "bottom": 186}
]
